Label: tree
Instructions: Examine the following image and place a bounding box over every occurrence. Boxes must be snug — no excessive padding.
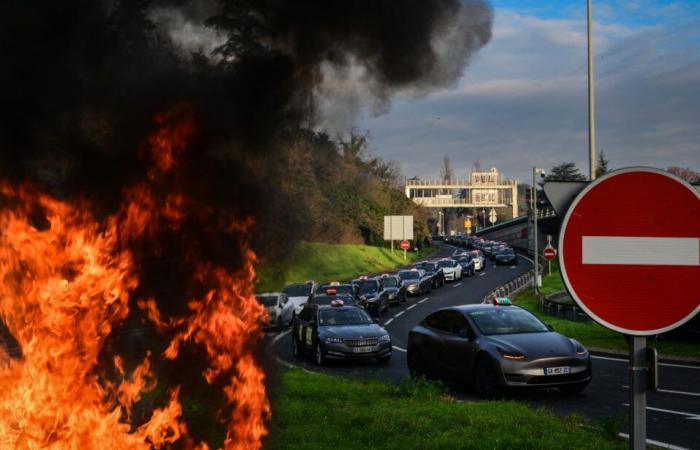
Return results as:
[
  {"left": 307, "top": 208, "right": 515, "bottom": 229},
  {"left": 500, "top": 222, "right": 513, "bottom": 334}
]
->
[
  {"left": 544, "top": 162, "right": 587, "bottom": 182},
  {"left": 595, "top": 151, "right": 610, "bottom": 178},
  {"left": 339, "top": 130, "right": 368, "bottom": 162},
  {"left": 440, "top": 155, "right": 454, "bottom": 182},
  {"left": 667, "top": 166, "right": 700, "bottom": 184}
]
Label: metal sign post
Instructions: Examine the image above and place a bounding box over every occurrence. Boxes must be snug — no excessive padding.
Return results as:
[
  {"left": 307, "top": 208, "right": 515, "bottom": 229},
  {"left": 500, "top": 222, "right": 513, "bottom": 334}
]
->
[{"left": 629, "top": 336, "right": 647, "bottom": 450}]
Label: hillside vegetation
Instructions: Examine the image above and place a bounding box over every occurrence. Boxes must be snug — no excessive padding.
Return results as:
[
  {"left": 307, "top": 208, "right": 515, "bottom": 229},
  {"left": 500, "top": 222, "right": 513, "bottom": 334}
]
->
[
  {"left": 255, "top": 130, "right": 429, "bottom": 261},
  {"left": 255, "top": 241, "right": 434, "bottom": 292}
]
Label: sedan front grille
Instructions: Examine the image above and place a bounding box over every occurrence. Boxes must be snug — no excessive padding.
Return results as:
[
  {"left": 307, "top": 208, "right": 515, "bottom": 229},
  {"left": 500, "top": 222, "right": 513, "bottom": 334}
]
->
[{"left": 343, "top": 338, "right": 379, "bottom": 347}]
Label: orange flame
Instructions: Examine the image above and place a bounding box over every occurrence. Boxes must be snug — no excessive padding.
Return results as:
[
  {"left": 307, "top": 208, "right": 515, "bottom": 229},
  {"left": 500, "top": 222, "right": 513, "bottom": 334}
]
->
[{"left": 0, "top": 106, "right": 269, "bottom": 449}]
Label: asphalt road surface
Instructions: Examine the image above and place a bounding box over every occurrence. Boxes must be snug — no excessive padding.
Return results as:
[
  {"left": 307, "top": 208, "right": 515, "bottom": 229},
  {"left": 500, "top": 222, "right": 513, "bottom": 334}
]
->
[{"left": 269, "top": 244, "right": 700, "bottom": 450}]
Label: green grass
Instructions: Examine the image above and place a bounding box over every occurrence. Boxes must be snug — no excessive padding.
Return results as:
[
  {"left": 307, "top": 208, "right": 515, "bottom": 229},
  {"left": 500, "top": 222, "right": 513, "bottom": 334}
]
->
[
  {"left": 265, "top": 369, "right": 625, "bottom": 450},
  {"left": 514, "top": 269, "right": 700, "bottom": 359},
  {"left": 255, "top": 241, "right": 435, "bottom": 292}
]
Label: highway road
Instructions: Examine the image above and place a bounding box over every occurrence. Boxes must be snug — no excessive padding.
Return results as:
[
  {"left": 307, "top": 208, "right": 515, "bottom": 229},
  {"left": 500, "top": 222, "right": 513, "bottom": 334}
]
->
[{"left": 269, "top": 244, "right": 700, "bottom": 450}]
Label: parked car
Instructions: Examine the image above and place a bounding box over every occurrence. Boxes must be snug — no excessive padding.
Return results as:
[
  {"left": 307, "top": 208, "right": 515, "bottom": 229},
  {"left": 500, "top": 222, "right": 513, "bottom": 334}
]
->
[
  {"left": 407, "top": 300, "right": 591, "bottom": 397},
  {"left": 414, "top": 261, "right": 445, "bottom": 289},
  {"left": 379, "top": 274, "right": 407, "bottom": 305},
  {"left": 437, "top": 258, "right": 462, "bottom": 281},
  {"left": 397, "top": 269, "right": 432, "bottom": 296},
  {"left": 455, "top": 254, "right": 476, "bottom": 277},
  {"left": 314, "top": 282, "right": 362, "bottom": 303},
  {"left": 494, "top": 248, "right": 518, "bottom": 265},
  {"left": 282, "top": 281, "right": 317, "bottom": 315},
  {"left": 255, "top": 292, "right": 295, "bottom": 330},
  {"left": 292, "top": 302, "right": 392, "bottom": 365},
  {"left": 352, "top": 276, "right": 390, "bottom": 316}
]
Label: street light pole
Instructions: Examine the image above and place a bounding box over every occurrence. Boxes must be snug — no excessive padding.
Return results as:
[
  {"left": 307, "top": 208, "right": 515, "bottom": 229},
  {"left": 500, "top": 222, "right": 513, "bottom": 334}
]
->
[
  {"left": 532, "top": 167, "right": 545, "bottom": 293},
  {"left": 587, "top": 0, "right": 597, "bottom": 180}
]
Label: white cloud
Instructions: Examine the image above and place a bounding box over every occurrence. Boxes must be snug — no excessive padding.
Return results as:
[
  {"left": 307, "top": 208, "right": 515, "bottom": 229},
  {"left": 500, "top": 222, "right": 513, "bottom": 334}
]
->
[{"left": 358, "top": 8, "right": 700, "bottom": 183}]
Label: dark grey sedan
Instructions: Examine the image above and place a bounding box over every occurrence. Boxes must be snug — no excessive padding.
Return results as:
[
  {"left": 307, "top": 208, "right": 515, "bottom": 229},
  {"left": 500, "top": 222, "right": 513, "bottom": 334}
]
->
[
  {"left": 407, "top": 302, "right": 591, "bottom": 397},
  {"left": 293, "top": 303, "right": 392, "bottom": 365}
]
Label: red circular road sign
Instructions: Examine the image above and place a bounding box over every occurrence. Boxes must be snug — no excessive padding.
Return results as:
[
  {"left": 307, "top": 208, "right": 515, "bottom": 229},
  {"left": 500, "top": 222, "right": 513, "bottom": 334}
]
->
[
  {"left": 559, "top": 167, "right": 700, "bottom": 335},
  {"left": 543, "top": 246, "right": 557, "bottom": 261},
  {"left": 400, "top": 240, "right": 410, "bottom": 251}
]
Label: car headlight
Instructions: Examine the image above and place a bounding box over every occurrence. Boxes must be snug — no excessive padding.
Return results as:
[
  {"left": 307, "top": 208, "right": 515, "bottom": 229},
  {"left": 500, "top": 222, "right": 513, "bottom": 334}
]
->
[
  {"left": 324, "top": 337, "right": 343, "bottom": 344},
  {"left": 388, "top": 293, "right": 397, "bottom": 299},
  {"left": 497, "top": 347, "right": 525, "bottom": 360},
  {"left": 378, "top": 334, "right": 391, "bottom": 343},
  {"left": 570, "top": 339, "right": 588, "bottom": 356}
]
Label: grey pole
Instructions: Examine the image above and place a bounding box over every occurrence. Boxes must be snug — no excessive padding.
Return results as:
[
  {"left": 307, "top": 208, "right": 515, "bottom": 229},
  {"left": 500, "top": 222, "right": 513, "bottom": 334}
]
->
[
  {"left": 587, "top": 0, "right": 597, "bottom": 180},
  {"left": 630, "top": 336, "right": 647, "bottom": 449},
  {"left": 532, "top": 168, "right": 539, "bottom": 294}
]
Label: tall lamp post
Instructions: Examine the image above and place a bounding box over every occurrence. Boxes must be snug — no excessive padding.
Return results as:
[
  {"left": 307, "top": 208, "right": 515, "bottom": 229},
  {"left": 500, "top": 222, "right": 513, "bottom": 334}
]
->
[
  {"left": 587, "top": 0, "right": 597, "bottom": 180},
  {"left": 532, "top": 167, "right": 546, "bottom": 293}
]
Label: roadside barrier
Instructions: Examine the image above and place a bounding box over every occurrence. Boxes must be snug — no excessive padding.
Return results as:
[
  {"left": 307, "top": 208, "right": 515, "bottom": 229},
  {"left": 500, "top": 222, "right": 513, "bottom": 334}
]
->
[
  {"left": 482, "top": 271, "right": 534, "bottom": 303},
  {"left": 540, "top": 291, "right": 593, "bottom": 323}
]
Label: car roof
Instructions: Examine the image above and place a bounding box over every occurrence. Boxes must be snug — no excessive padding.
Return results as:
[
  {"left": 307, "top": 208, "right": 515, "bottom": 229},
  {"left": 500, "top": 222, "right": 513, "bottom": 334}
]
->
[{"left": 437, "top": 304, "right": 524, "bottom": 314}]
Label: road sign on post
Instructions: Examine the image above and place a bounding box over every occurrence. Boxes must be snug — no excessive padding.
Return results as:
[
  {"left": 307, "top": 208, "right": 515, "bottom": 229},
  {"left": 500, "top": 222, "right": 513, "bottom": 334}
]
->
[
  {"left": 559, "top": 167, "right": 700, "bottom": 450},
  {"left": 400, "top": 240, "right": 410, "bottom": 260},
  {"left": 543, "top": 246, "right": 556, "bottom": 261},
  {"left": 384, "top": 216, "right": 413, "bottom": 255}
]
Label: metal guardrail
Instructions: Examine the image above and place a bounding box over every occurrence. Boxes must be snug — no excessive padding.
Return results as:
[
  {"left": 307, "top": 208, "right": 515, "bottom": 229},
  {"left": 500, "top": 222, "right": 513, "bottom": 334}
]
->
[{"left": 482, "top": 270, "right": 534, "bottom": 303}]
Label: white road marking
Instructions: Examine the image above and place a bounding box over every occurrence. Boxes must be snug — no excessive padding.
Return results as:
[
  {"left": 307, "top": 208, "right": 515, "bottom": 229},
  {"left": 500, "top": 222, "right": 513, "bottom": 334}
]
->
[
  {"left": 591, "top": 355, "right": 700, "bottom": 370},
  {"left": 453, "top": 282, "right": 462, "bottom": 288},
  {"left": 392, "top": 345, "right": 407, "bottom": 353},
  {"left": 509, "top": 266, "right": 516, "bottom": 269},
  {"left": 418, "top": 298, "right": 429, "bottom": 304},
  {"left": 518, "top": 254, "right": 534, "bottom": 264},
  {"left": 618, "top": 433, "right": 690, "bottom": 450},
  {"left": 582, "top": 236, "right": 700, "bottom": 266},
  {"left": 622, "top": 385, "right": 700, "bottom": 398},
  {"left": 384, "top": 318, "right": 394, "bottom": 326},
  {"left": 406, "top": 304, "right": 417, "bottom": 310},
  {"left": 479, "top": 273, "right": 486, "bottom": 277},
  {"left": 394, "top": 311, "right": 405, "bottom": 318},
  {"left": 623, "top": 403, "right": 700, "bottom": 420}
]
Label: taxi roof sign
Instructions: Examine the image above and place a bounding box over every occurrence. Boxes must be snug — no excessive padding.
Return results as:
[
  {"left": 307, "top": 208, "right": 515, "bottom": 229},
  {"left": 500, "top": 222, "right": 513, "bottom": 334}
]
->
[
  {"left": 492, "top": 297, "right": 512, "bottom": 306},
  {"left": 330, "top": 299, "right": 345, "bottom": 307}
]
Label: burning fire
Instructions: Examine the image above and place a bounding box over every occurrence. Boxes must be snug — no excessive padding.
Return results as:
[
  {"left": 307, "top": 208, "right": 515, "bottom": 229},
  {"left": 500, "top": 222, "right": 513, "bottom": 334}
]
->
[{"left": 0, "top": 106, "right": 270, "bottom": 449}]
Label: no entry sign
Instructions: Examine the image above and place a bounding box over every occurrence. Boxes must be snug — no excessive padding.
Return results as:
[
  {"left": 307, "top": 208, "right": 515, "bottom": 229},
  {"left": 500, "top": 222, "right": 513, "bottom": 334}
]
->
[
  {"left": 559, "top": 167, "right": 700, "bottom": 335},
  {"left": 543, "top": 246, "right": 557, "bottom": 261},
  {"left": 400, "top": 240, "right": 410, "bottom": 251}
]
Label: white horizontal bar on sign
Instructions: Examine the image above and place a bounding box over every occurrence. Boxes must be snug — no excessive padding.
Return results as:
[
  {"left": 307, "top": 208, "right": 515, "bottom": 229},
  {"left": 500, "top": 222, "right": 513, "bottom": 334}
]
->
[{"left": 582, "top": 236, "right": 699, "bottom": 266}]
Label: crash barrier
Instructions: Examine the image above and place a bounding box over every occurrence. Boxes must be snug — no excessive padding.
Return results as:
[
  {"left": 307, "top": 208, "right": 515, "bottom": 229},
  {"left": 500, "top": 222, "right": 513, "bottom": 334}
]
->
[
  {"left": 482, "top": 271, "right": 534, "bottom": 303},
  {"left": 540, "top": 291, "right": 593, "bottom": 323}
]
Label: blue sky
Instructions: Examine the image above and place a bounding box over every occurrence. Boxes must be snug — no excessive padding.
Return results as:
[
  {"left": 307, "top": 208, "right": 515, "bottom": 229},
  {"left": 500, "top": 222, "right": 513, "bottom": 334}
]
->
[{"left": 353, "top": 0, "right": 700, "bottom": 183}]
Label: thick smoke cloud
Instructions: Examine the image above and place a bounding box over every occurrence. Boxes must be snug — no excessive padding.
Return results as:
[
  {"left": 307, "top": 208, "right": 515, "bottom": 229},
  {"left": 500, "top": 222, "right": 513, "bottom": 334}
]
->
[{"left": 0, "top": 0, "right": 492, "bottom": 213}]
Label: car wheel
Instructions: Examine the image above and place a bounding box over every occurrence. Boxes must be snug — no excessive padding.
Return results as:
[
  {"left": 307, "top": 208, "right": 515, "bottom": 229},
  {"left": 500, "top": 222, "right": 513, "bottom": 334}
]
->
[
  {"left": 292, "top": 337, "right": 301, "bottom": 358},
  {"left": 377, "top": 355, "right": 391, "bottom": 365},
  {"left": 407, "top": 351, "right": 427, "bottom": 379},
  {"left": 315, "top": 343, "right": 325, "bottom": 366},
  {"left": 559, "top": 382, "right": 589, "bottom": 394},
  {"left": 475, "top": 359, "right": 504, "bottom": 398}
]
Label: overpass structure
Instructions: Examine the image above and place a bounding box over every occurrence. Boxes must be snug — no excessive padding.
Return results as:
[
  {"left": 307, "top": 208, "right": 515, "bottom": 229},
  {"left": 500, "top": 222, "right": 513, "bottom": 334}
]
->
[{"left": 405, "top": 167, "right": 518, "bottom": 219}]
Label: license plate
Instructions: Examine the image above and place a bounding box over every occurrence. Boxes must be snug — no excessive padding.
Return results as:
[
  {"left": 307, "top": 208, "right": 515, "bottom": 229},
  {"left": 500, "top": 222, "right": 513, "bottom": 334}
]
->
[
  {"left": 352, "top": 346, "right": 374, "bottom": 353},
  {"left": 544, "top": 366, "right": 570, "bottom": 376}
]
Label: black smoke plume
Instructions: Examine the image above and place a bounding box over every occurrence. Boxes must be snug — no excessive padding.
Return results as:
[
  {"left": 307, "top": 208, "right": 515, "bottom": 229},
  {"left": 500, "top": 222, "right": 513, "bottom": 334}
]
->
[{"left": 0, "top": 0, "right": 491, "bottom": 444}]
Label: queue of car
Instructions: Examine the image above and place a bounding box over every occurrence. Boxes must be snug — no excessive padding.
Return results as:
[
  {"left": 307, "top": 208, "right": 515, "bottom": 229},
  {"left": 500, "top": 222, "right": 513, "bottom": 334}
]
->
[{"left": 259, "top": 240, "right": 592, "bottom": 396}]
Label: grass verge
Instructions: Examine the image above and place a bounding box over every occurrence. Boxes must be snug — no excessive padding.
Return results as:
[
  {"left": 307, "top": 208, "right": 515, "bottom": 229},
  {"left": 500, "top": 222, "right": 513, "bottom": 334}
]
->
[
  {"left": 255, "top": 241, "right": 435, "bottom": 292},
  {"left": 265, "top": 368, "right": 624, "bottom": 450},
  {"left": 513, "top": 267, "right": 700, "bottom": 359}
]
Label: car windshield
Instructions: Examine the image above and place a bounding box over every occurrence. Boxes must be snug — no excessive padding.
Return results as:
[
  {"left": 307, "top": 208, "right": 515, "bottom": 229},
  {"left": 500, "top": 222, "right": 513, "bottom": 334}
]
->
[
  {"left": 283, "top": 284, "right": 311, "bottom": 296},
  {"left": 422, "top": 264, "right": 436, "bottom": 273},
  {"left": 255, "top": 295, "right": 277, "bottom": 307},
  {"left": 319, "top": 308, "right": 373, "bottom": 326},
  {"left": 398, "top": 271, "right": 419, "bottom": 280},
  {"left": 437, "top": 260, "right": 455, "bottom": 268},
  {"left": 457, "top": 256, "right": 471, "bottom": 262},
  {"left": 468, "top": 308, "right": 549, "bottom": 335},
  {"left": 382, "top": 277, "right": 399, "bottom": 287},
  {"left": 313, "top": 295, "right": 356, "bottom": 306},
  {"left": 355, "top": 280, "right": 378, "bottom": 294}
]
